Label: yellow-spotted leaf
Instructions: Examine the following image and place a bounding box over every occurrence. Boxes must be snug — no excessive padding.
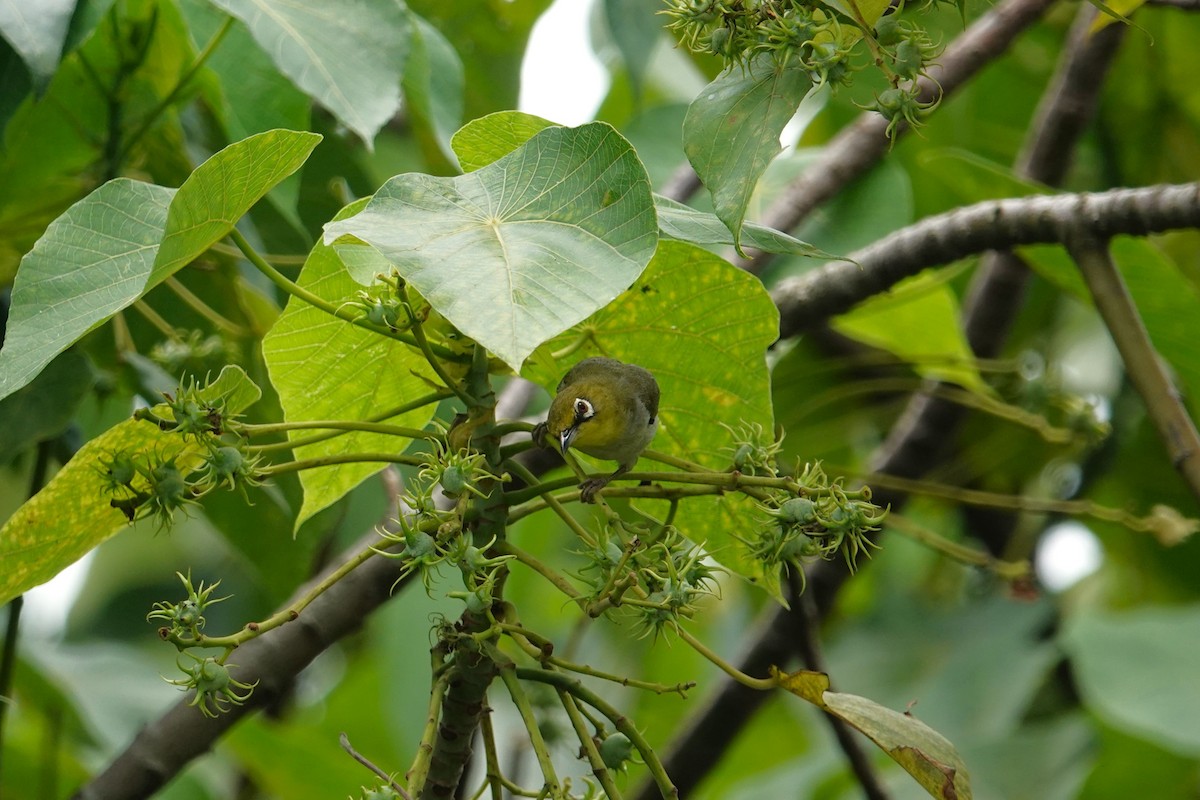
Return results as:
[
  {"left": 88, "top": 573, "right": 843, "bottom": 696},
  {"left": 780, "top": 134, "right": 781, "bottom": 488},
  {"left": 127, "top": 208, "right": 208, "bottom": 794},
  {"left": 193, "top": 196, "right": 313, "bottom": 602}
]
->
[
  {"left": 0, "top": 366, "right": 261, "bottom": 606},
  {"left": 775, "top": 668, "right": 973, "bottom": 800}
]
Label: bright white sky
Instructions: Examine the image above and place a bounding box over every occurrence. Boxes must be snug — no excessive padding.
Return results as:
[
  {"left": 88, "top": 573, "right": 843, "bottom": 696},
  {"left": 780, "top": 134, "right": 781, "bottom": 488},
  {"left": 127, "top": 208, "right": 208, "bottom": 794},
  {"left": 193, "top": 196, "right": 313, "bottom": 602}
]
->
[{"left": 520, "top": 0, "right": 608, "bottom": 125}]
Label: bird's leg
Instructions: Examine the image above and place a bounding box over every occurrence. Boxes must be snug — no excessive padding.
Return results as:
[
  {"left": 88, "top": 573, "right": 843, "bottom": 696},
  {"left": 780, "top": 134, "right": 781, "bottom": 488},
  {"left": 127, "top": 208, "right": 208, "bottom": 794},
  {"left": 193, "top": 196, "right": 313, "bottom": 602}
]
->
[
  {"left": 531, "top": 422, "right": 549, "bottom": 449},
  {"left": 579, "top": 465, "right": 629, "bottom": 504}
]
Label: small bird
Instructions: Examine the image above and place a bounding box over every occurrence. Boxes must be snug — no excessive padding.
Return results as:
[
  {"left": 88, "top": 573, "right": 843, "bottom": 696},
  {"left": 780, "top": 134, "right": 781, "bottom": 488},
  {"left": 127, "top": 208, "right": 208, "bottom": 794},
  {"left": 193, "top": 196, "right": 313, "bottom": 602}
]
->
[{"left": 533, "top": 357, "right": 660, "bottom": 503}]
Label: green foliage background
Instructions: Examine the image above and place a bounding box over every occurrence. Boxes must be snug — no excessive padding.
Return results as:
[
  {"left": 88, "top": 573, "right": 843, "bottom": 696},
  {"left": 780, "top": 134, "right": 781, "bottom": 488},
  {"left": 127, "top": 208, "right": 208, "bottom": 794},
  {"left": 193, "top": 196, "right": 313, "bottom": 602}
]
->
[{"left": 1, "top": 0, "right": 1199, "bottom": 798}]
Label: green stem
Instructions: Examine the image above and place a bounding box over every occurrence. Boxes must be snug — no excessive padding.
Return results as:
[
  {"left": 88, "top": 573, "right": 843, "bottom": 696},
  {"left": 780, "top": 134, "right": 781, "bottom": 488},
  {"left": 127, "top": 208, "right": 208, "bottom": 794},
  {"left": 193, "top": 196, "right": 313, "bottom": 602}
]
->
[
  {"left": 406, "top": 645, "right": 449, "bottom": 796},
  {"left": 174, "top": 540, "right": 381, "bottom": 650},
  {"left": 796, "top": 377, "right": 1076, "bottom": 444},
  {"left": 229, "top": 229, "right": 465, "bottom": 362},
  {"left": 515, "top": 668, "right": 679, "bottom": 799},
  {"left": 398, "top": 280, "right": 476, "bottom": 406},
  {"left": 673, "top": 627, "right": 777, "bottom": 691},
  {"left": 493, "top": 652, "right": 560, "bottom": 792},
  {"left": 884, "top": 513, "right": 1029, "bottom": 580},
  {"left": 248, "top": 390, "right": 451, "bottom": 453},
  {"left": 163, "top": 276, "right": 249, "bottom": 336},
  {"left": 260, "top": 452, "right": 426, "bottom": 476},
  {"left": 115, "top": 17, "right": 234, "bottom": 164},
  {"left": 243, "top": 419, "right": 438, "bottom": 442},
  {"left": 132, "top": 299, "right": 180, "bottom": 340},
  {"left": 477, "top": 707, "right": 505, "bottom": 800},
  {"left": 558, "top": 689, "right": 625, "bottom": 800},
  {"left": 500, "top": 624, "right": 693, "bottom": 696},
  {"left": 504, "top": 461, "right": 596, "bottom": 545},
  {"left": 493, "top": 541, "right": 584, "bottom": 604}
]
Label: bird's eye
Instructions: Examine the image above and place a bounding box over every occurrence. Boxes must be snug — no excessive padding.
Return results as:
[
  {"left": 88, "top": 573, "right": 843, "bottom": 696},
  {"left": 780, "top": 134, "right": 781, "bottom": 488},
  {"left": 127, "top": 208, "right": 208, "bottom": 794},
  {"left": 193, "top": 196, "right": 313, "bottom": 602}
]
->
[{"left": 573, "top": 398, "right": 594, "bottom": 420}]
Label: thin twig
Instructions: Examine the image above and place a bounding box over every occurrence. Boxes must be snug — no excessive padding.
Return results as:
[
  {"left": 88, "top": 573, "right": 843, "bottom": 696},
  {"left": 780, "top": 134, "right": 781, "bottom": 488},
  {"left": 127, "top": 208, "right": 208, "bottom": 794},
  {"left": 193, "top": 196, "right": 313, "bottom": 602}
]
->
[{"left": 340, "top": 732, "right": 411, "bottom": 799}]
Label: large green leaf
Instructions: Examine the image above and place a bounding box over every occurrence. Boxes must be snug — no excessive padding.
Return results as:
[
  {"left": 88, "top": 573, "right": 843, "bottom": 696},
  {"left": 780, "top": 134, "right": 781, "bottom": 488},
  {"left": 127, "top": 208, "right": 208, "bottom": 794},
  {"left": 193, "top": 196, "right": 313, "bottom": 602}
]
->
[
  {"left": 151, "top": 129, "right": 321, "bottom": 283},
  {"left": 523, "top": 240, "right": 780, "bottom": 594},
  {"left": 0, "top": 367, "right": 261, "bottom": 606},
  {"left": 833, "top": 270, "right": 988, "bottom": 393},
  {"left": 683, "top": 54, "right": 811, "bottom": 252},
  {"left": 208, "top": 0, "right": 409, "bottom": 146},
  {"left": 325, "top": 122, "right": 658, "bottom": 372},
  {"left": 1061, "top": 605, "right": 1200, "bottom": 757},
  {"left": 0, "top": 179, "right": 175, "bottom": 402},
  {"left": 0, "top": 0, "right": 74, "bottom": 90},
  {"left": 262, "top": 201, "right": 440, "bottom": 531},
  {"left": 777, "top": 670, "right": 973, "bottom": 799},
  {"left": 0, "top": 130, "right": 319, "bottom": 402}
]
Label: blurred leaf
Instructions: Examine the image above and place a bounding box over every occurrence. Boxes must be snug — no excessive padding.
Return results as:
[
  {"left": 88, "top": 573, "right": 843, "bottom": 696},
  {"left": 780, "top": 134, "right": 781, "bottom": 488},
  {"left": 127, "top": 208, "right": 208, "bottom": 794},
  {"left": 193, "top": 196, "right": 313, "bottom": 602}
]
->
[
  {"left": 1078, "top": 720, "right": 1200, "bottom": 800},
  {"left": 0, "top": 0, "right": 74, "bottom": 91},
  {"left": 1061, "top": 604, "right": 1200, "bottom": 756},
  {"left": 224, "top": 716, "right": 367, "bottom": 797},
  {"left": 0, "top": 350, "right": 92, "bottom": 455},
  {"left": 451, "top": 110, "right": 555, "bottom": 172},
  {"left": 776, "top": 669, "right": 973, "bottom": 799},
  {"left": 959, "top": 715, "right": 1092, "bottom": 800},
  {"left": 833, "top": 270, "right": 988, "bottom": 393},
  {"left": 523, "top": 240, "right": 779, "bottom": 594},
  {"left": 405, "top": 0, "right": 551, "bottom": 120},
  {"left": 151, "top": 129, "right": 321, "bottom": 283},
  {"left": 261, "top": 201, "right": 439, "bottom": 531},
  {"left": 0, "top": 367, "right": 258, "bottom": 604},
  {"left": 0, "top": 179, "right": 175, "bottom": 401},
  {"left": 824, "top": 594, "right": 1058, "bottom": 743},
  {"left": 326, "top": 122, "right": 657, "bottom": 372},
  {"left": 1020, "top": 237, "right": 1200, "bottom": 416},
  {"left": 403, "top": 10, "right": 465, "bottom": 167},
  {"left": 683, "top": 55, "right": 811, "bottom": 252},
  {"left": 602, "top": 0, "right": 661, "bottom": 101},
  {"left": 656, "top": 194, "right": 840, "bottom": 259},
  {"left": 208, "top": 0, "right": 409, "bottom": 146}
]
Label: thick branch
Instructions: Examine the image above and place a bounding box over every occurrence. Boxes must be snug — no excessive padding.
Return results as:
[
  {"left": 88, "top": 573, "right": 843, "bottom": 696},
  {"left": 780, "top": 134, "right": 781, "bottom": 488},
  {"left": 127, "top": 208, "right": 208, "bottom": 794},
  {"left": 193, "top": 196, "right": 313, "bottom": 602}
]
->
[
  {"left": 1066, "top": 233, "right": 1200, "bottom": 501},
  {"left": 774, "top": 182, "right": 1200, "bottom": 339}
]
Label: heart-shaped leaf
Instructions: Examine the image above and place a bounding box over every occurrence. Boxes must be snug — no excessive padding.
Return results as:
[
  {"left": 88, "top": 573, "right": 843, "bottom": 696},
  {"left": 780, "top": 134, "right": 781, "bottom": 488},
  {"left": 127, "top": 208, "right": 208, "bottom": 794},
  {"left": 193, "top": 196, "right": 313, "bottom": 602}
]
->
[{"left": 324, "top": 122, "right": 657, "bottom": 371}]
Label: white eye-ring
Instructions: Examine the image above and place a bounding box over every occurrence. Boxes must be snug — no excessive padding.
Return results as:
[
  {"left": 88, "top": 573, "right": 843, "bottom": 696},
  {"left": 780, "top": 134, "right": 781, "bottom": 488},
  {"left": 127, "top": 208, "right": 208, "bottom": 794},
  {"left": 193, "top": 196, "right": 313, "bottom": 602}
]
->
[{"left": 573, "top": 398, "right": 594, "bottom": 421}]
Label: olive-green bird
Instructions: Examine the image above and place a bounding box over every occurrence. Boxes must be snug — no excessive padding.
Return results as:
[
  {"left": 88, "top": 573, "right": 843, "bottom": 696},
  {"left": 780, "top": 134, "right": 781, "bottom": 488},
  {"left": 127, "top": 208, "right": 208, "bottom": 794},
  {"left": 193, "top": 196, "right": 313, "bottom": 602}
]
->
[{"left": 533, "top": 357, "right": 660, "bottom": 503}]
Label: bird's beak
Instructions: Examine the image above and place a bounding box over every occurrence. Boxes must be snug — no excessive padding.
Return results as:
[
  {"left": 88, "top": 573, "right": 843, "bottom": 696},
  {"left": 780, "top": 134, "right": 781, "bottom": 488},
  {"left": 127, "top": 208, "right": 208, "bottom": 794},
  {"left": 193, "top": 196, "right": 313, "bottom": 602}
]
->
[{"left": 558, "top": 426, "right": 577, "bottom": 454}]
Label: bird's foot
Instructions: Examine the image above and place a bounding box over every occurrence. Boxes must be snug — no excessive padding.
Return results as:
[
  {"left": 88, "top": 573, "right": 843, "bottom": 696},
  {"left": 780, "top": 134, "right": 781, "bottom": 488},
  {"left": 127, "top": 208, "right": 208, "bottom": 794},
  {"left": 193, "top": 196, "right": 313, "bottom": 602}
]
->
[
  {"left": 531, "top": 422, "right": 549, "bottom": 449},
  {"left": 578, "top": 476, "right": 611, "bottom": 504}
]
